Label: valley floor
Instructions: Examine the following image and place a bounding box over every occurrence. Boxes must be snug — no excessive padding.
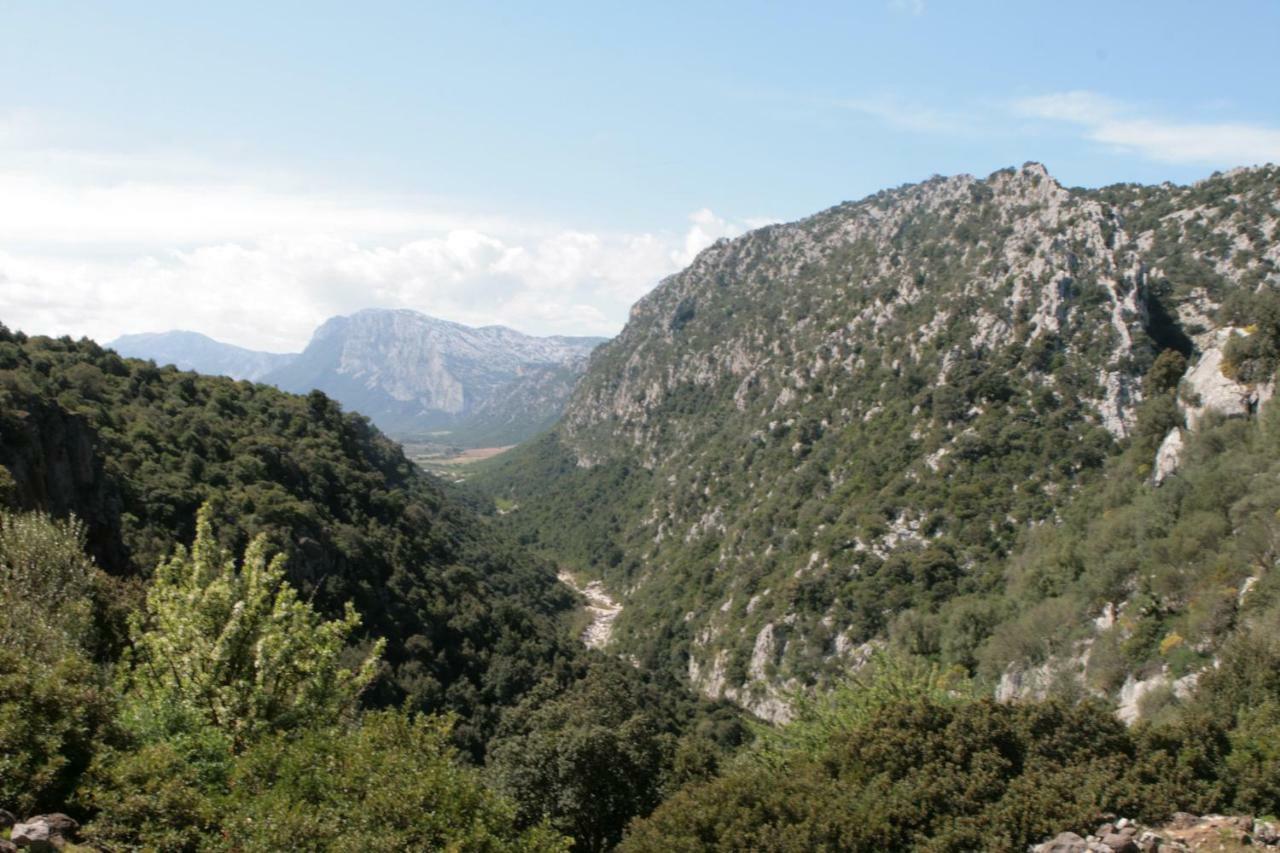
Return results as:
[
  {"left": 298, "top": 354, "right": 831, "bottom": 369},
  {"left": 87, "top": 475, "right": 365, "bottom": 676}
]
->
[{"left": 558, "top": 571, "right": 623, "bottom": 649}]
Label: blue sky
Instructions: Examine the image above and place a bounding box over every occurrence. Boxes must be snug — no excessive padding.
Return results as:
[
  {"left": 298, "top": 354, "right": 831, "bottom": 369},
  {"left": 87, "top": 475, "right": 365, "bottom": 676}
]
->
[{"left": 1, "top": 1, "right": 1278, "bottom": 349}]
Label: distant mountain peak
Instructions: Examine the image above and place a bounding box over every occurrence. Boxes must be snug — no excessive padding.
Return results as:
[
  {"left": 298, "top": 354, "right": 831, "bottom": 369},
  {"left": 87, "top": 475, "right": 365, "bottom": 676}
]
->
[
  {"left": 266, "top": 309, "right": 609, "bottom": 443},
  {"left": 112, "top": 310, "right": 609, "bottom": 446},
  {"left": 109, "top": 330, "right": 297, "bottom": 382}
]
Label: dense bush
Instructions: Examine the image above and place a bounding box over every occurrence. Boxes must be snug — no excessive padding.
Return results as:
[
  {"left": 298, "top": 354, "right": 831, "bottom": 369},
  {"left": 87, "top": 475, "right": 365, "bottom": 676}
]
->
[
  {"left": 488, "top": 663, "right": 690, "bottom": 852},
  {"left": 621, "top": 656, "right": 1276, "bottom": 851},
  {"left": 0, "top": 511, "right": 113, "bottom": 815}
]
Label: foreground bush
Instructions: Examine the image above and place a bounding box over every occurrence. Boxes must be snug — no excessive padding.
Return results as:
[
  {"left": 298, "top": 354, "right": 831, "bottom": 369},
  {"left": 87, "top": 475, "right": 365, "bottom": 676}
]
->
[
  {"left": 85, "top": 711, "right": 568, "bottom": 851},
  {"left": 0, "top": 511, "right": 113, "bottom": 815}
]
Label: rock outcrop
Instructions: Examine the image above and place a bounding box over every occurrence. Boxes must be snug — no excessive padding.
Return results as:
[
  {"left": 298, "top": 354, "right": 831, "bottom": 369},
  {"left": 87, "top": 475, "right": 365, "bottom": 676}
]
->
[
  {"left": 8, "top": 813, "right": 80, "bottom": 851},
  {"left": 1034, "top": 814, "right": 1280, "bottom": 853}
]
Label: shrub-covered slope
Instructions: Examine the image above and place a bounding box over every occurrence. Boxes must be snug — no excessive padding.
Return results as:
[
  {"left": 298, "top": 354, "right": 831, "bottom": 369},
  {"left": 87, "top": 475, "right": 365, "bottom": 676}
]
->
[
  {"left": 477, "top": 164, "right": 1280, "bottom": 718},
  {"left": 0, "top": 326, "right": 578, "bottom": 752}
]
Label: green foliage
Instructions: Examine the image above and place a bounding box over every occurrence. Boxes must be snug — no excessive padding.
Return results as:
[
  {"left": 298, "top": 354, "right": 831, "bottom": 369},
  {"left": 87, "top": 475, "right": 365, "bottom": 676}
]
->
[
  {"left": 123, "top": 504, "right": 383, "bottom": 748},
  {"left": 620, "top": 658, "right": 1274, "bottom": 851},
  {"left": 1222, "top": 288, "right": 1280, "bottom": 383},
  {"left": 622, "top": 691, "right": 1149, "bottom": 851},
  {"left": 220, "top": 711, "right": 569, "bottom": 852},
  {"left": 0, "top": 511, "right": 96, "bottom": 657},
  {"left": 81, "top": 730, "right": 230, "bottom": 851},
  {"left": 0, "top": 510, "right": 112, "bottom": 815},
  {"left": 0, "top": 328, "right": 580, "bottom": 756},
  {"left": 1226, "top": 700, "right": 1280, "bottom": 813},
  {"left": 487, "top": 661, "right": 741, "bottom": 853},
  {"left": 0, "top": 648, "right": 112, "bottom": 817},
  {"left": 84, "top": 711, "right": 569, "bottom": 852},
  {"left": 748, "top": 655, "right": 972, "bottom": 769}
]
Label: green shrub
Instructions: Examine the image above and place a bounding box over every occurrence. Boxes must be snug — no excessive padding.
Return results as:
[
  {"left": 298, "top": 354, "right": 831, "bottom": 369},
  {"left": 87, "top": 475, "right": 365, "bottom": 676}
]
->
[
  {"left": 122, "top": 504, "right": 383, "bottom": 749},
  {"left": 0, "top": 510, "right": 112, "bottom": 815},
  {"left": 222, "top": 711, "right": 569, "bottom": 852},
  {"left": 0, "top": 649, "right": 111, "bottom": 816}
]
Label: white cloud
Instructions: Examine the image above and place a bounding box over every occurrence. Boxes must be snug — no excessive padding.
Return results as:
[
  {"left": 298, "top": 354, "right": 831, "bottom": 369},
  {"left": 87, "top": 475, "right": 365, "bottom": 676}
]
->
[
  {"left": 673, "top": 208, "right": 750, "bottom": 267},
  {"left": 0, "top": 115, "right": 764, "bottom": 351},
  {"left": 0, "top": 162, "right": 757, "bottom": 348},
  {"left": 1014, "top": 90, "right": 1280, "bottom": 166},
  {"left": 0, "top": 172, "right": 501, "bottom": 248}
]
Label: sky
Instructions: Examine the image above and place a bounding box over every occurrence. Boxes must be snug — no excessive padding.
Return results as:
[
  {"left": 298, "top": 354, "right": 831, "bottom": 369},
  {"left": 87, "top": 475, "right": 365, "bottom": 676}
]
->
[{"left": 2, "top": 0, "right": 1279, "bottom": 352}]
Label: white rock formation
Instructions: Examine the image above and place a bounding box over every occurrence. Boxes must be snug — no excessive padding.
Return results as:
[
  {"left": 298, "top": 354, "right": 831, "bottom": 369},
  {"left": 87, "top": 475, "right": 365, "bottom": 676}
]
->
[
  {"left": 1182, "top": 329, "right": 1255, "bottom": 430},
  {"left": 1153, "top": 428, "right": 1185, "bottom": 484}
]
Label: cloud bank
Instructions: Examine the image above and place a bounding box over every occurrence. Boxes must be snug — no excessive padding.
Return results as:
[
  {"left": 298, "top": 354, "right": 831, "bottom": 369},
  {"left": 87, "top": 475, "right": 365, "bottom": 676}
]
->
[{"left": 0, "top": 129, "right": 757, "bottom": 351}]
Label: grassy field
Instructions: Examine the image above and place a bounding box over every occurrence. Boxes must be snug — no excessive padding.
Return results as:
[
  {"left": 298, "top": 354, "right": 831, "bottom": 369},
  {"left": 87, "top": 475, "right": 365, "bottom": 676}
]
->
[{"left": 404, "top": 443, "right": 515, "bottom": 478}]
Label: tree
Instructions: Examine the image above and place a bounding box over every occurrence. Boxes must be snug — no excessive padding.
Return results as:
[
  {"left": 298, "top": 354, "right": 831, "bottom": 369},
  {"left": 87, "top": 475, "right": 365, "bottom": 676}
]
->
[
  {"left": 123, "top": 503, "right": 383, "bottom": 748},
  {"left": 0, "top": 511, "right": 111, "bottom": 815},
  {"left": 487, "top": 665, "right": 678, "bottom": 852}
]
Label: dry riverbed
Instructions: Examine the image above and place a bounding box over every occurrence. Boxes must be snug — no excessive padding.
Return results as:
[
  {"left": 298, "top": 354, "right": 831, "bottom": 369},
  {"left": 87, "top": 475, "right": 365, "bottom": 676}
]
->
[{"left": 557, "top": 571, "right": 622, "bottom": 649}]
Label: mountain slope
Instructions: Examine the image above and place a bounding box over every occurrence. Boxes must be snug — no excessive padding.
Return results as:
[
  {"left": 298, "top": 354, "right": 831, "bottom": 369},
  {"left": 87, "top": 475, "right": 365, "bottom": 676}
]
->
[
  {"left": 0, "top": 326, "right": 580, "bottom": 754},
  {"left": 263, "top": 309, "right": 606, "bottom": 444},
  {"left": 477, "top": 163, "right": 1280, "bottom": 719},
  {"left": 109, "top": 330, "right": 296, "bottom": 381}
]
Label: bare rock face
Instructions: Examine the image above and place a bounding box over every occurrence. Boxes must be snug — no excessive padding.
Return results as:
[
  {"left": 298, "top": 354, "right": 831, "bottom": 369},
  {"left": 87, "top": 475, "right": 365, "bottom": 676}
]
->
[
  {"left": 263, "top": 309, "right": 606, "bottom": 443},
  {"left": 1152, "top": 428, "right": 1184, "bottom": 484},
  {"left": 0, "top": 393, "right": 130, "bottom": 573},
  {"left": 1182, "top": 330, "right": 1255, "bottom": 429}
]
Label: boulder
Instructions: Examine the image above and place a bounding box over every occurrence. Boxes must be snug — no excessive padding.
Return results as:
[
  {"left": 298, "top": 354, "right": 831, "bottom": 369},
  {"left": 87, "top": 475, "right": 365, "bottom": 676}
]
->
[
  {"left": 10, "top": 814, "right": 79, "bottom": 851},
  {"left": 1254, "top": 818, "right": 1279, "bottom": 845},
  {"left": 35, "top": 815, "right": 77, "bottom": 837},
  {"left": 1099, "top": 832, "right": 1138, "bottom": 852},
  {"left": 1134, "top": 831, "right": 1163, "bottom": 853},
  {"left": 0, "top": 839, "right": 17, "bottom": 853},
  {"left": 1037, "top": 831, "right": 1089, "bottom": 853},
  {"left": 9, "top": 820, "right": 53, "bottom": 851}
]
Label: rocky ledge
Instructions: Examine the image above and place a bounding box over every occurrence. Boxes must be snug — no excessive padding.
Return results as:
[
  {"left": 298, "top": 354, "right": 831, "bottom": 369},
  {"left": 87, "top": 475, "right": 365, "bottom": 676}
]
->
[{"left": 1035, "top": 813, "right": 1279, "bottom": 853}]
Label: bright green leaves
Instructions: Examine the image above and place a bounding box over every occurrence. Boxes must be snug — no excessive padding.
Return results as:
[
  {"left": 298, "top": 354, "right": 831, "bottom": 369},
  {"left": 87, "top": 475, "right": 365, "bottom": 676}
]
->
[{"left": 124, "top": 503, "right": 384, "bottom": 747}]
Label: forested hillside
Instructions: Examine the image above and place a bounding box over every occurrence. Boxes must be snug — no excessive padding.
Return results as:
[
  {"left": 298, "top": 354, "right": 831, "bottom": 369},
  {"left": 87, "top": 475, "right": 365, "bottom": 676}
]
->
[
  {"left": 0, "top": 326, "right": 581, "bottom": 750},
  {"left": 0, "top": 325, "right": 749, "bottom": 849},
  {"left": 476, "top": 164, "right": 1280, "bottom": 722}
]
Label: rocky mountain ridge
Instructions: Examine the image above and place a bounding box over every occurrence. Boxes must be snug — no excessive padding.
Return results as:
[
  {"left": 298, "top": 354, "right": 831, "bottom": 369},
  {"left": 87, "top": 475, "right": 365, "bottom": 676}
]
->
[
  {"left": 111, "top": 310, "right": 607, "bottom": 446},
  {"left": 480, "top": 163, "right": 1280, "bottom": 722}
]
